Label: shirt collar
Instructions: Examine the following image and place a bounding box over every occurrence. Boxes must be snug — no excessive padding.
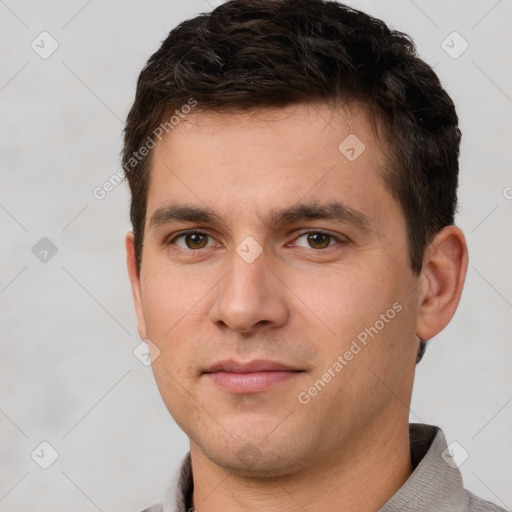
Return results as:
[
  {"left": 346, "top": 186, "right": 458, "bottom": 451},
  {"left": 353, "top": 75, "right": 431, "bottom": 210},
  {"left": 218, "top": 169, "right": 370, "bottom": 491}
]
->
[
  {"left": 379, "top": 423, "right": 464, "bottom": 511},
  {"left": 161, "top": 423, "right": 462, "bottom": 512}
]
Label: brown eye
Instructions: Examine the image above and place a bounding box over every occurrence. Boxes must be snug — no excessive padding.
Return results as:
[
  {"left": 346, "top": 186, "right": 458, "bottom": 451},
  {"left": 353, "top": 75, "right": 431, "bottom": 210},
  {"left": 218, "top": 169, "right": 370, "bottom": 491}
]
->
[
  {"left": 293, "top": 231, "right": 340, "bottom": 250},
  {"left": 306, "top": 232, "right": 332, "bottom": 249},
  {"left": 184, "top": 233, "right": 208, "bottom": 249},
  {"left": 172, "top": 231, "right": 213, "bottom": 250}
]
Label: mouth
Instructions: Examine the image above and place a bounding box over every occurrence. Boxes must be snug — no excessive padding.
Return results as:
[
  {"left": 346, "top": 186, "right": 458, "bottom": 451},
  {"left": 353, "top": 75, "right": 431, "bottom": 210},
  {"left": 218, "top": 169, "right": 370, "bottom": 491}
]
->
[{"left": 203, "top": 359, "right": 305, "bottom": 393}]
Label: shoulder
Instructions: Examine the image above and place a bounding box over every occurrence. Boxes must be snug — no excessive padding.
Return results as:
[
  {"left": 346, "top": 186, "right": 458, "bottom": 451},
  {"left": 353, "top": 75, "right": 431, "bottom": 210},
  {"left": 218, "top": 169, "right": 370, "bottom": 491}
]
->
[{"left": 461, "top": 489, "right": 509, "bottom": 512}]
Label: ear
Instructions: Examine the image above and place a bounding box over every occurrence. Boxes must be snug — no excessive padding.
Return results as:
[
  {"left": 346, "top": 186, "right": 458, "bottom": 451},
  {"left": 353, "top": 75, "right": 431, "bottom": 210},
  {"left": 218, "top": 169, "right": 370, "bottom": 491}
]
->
[
  {"left": 126, "top": 231, "right": 147, "bottom": 340},
  {"left": 416, "top": 225, "right": 468, "bottom": 341}
]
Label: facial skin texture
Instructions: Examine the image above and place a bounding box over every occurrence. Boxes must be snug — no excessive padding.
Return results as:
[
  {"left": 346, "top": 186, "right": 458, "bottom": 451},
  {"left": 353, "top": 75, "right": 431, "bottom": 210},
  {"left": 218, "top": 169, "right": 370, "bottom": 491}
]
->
[{"left": 126, "top": 102, "right": 468, "bottom": 512}]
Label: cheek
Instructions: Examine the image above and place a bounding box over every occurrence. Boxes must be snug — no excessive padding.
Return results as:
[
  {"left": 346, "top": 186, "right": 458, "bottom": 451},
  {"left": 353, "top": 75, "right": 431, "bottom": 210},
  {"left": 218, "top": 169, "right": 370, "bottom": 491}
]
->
[
  {"left": 140, "top": 265, "right": 194, "bottom": 334},
  {"left": 294, "top": 267, "right": 391, "bottom": 334},
  {"left": 140, "top": 267, "right": 209, "bottom": 369},
  {"left": 295, "top": 266, "right": 410, "bottom": 380}
]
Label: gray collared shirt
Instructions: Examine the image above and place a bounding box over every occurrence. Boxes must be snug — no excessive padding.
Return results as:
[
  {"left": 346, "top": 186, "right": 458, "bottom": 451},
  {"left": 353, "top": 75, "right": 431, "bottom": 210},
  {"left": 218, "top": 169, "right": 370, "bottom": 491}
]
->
[{"left": 141, "top": 424, "right": 507, "bottom": 512}]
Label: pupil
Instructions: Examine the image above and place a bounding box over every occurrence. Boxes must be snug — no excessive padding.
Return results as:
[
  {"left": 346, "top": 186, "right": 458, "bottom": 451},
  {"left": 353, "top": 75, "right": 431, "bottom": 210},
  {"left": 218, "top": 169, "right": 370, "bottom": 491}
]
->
[
  {"left": 187, "top": 233, "right": 206, "bottom": 248},
  {"left": 308, "top": 233, "right": 329, "bottom": 248}
]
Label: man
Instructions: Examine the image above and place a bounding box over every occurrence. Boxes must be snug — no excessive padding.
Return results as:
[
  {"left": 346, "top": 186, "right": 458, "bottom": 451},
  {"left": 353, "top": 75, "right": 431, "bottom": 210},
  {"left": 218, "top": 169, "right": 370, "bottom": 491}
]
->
[{"left": 123, "top": 1, "right": 506, "bottom": 511}]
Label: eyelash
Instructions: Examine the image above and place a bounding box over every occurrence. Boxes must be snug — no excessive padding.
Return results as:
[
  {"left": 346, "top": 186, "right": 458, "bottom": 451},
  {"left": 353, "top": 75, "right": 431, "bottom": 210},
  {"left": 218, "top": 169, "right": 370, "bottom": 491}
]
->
[{"left": 167, "top": 229, "right": 346, "bottom": 252}]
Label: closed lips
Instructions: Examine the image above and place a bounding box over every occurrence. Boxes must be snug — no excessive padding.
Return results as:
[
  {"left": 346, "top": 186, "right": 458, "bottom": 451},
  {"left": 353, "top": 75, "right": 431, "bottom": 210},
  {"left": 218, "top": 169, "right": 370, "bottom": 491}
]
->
[{"left": 204, "top": 359, "right": 303, "bottom": 373}]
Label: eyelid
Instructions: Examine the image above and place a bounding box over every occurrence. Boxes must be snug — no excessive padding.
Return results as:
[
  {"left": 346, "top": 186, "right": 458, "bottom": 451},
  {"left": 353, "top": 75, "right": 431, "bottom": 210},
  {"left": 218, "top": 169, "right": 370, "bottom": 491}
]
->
[
  {"left": 291, "top": 229, "right": 348, "bottom": 246},
  {"left": 166, "top": 228, "right": 347, "bottom": 250},
  {"left": 167, "top": 229, "right": 218, "bottom": 248}
]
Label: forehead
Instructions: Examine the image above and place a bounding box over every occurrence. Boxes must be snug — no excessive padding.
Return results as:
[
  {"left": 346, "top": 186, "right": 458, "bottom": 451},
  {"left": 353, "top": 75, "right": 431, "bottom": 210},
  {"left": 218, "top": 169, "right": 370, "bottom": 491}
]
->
[{"left": 146, "top": 102, "right": 395, "bottom": 228}]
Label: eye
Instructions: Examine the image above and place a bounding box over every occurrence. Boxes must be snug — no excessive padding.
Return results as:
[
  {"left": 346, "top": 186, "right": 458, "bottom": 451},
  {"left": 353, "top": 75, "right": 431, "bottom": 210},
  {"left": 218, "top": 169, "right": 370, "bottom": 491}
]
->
[
  {"left": 293, "top": 231, "right": 342, "bottom": 250},
  {"left": 168, "top": 230, "right": 344, "bottom": 252},
  {"left": 171, "top": 230, "right": 216, "bottom": 250}
]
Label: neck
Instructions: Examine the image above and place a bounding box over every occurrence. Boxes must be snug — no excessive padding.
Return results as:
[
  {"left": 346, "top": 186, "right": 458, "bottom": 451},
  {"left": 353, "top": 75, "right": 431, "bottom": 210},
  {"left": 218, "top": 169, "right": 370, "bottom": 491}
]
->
[{"left": 189, "top": 416, "right": 413, "bottom": 512}]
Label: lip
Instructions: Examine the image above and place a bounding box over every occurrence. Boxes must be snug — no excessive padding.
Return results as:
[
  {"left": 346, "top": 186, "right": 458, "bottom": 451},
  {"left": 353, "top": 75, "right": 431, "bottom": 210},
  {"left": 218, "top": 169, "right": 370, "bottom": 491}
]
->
[
  {"left": 204, "top": 359, "right": 299, "bottom": 373},
  {"left": 203, "top": 359, "right": 304, "bottom": 393}
]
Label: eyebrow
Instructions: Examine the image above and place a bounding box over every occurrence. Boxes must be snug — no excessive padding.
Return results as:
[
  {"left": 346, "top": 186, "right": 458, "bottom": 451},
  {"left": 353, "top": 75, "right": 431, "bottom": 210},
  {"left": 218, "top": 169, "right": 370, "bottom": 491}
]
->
[{"left": 148, "top": 200, "right": 375, "bottom": 233}]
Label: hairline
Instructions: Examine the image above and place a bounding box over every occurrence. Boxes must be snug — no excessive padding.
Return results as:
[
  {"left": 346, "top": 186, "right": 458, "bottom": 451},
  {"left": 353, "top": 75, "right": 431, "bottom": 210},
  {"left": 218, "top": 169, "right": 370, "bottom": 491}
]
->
[{"left": 133, "top": 100, "right": 410, "bottom": 269}]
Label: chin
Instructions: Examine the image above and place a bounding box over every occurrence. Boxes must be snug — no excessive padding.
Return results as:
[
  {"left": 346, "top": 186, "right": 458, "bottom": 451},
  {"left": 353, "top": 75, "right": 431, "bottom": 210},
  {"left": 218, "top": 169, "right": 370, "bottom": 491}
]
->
[
  {"left": 193, "top": 430, "right": 313, "bottom": 478},
  {"left": 209, "top": 446, "right": 306, "bottom": 478}
]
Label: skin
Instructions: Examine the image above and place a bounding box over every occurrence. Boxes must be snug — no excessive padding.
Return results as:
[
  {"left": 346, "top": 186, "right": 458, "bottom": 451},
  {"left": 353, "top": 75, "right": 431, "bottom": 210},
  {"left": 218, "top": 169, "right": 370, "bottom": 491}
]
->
[{"left": 126, "top": 102, "right": 468, "bottom": 512}]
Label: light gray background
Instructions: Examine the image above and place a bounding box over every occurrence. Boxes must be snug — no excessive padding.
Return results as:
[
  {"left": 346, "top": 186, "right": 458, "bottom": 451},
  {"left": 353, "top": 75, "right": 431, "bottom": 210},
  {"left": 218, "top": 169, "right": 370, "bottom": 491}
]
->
[{"left": 1, "top": 1, "right": 511, "bottom": 511}]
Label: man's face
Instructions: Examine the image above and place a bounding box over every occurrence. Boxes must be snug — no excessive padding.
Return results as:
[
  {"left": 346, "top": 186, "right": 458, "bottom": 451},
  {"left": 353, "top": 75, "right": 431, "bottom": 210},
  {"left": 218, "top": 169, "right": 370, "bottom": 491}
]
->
[{"left": 127, "top": 102, "right": 422, "bottom": 476}]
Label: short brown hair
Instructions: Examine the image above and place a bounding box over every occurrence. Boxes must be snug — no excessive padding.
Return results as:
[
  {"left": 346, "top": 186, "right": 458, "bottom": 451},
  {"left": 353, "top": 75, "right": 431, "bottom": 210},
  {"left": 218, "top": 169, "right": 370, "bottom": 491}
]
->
[{"left": 123, "top": 0, "right": 460, "bottom": 281}]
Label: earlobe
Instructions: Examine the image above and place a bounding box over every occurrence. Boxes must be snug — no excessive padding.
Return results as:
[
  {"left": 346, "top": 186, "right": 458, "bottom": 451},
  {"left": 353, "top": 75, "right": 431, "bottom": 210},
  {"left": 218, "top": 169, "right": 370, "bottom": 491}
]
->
[
  {"left": 416, "top": 226, "right": 468, "bottom": 342},
  {"left": 125, "top": 232, "right": 147, "bottom": 340}
]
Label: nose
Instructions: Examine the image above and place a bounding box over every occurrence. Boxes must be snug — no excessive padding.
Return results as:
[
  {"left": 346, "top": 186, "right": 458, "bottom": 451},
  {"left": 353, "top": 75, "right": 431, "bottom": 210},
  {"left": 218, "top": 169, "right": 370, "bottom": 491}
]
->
[{"left": 210, "top": 248, "right": 289, "bottom": 334}]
